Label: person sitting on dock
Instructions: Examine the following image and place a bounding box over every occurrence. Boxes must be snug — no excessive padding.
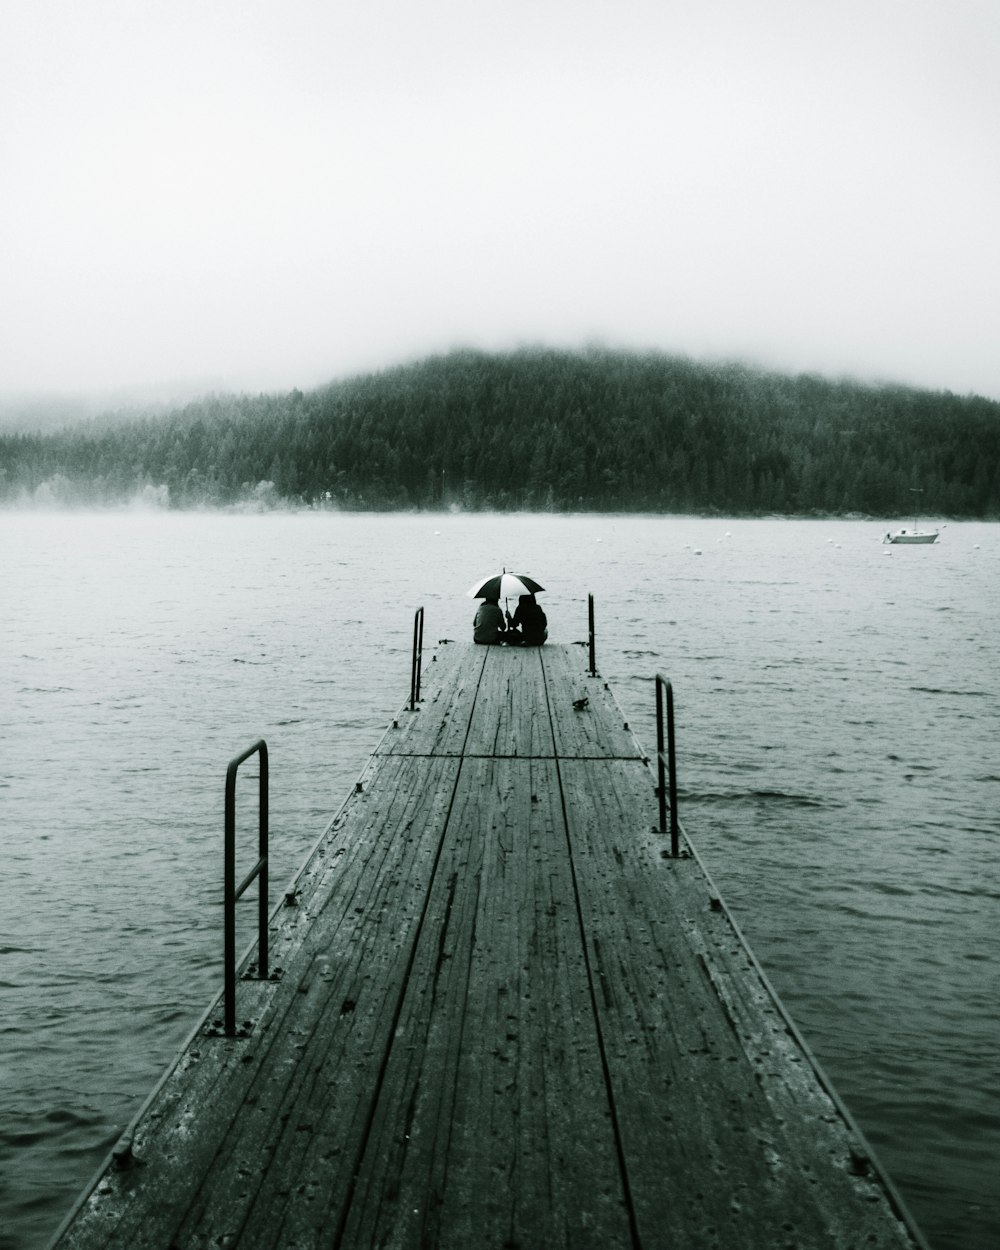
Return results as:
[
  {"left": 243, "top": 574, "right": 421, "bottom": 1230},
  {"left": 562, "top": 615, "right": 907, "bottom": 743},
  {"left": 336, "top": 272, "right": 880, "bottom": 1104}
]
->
[
  {"left": 473, "top": 597, "right": 507, "bottom": 644},
  {"left": 506, "top": 594, "right": 548, "bottom": 646}
]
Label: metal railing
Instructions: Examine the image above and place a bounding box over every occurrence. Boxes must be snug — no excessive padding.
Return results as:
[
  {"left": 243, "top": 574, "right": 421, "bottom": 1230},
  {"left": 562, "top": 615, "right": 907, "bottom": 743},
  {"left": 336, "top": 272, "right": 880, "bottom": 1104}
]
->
[
  {"left": 654, "top": 674, "right": 680, "bottom": 857},
  {"left": 224, "top": 738, "right": 269, "bottom": 1037},
  {"left": 588, "top": 593, "right": 597, "bottom": 676},
  {"left": 410, "top": 606, "right": 425, "bottom": 710}
]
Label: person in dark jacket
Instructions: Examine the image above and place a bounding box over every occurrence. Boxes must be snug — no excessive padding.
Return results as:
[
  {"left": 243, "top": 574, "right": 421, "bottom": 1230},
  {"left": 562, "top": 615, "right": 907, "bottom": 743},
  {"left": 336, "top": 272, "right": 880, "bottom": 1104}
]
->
[
  {"left": 506, "top": 594, "right": 547, "bottom": 646},
  {"left": 473, "top": 598, "right": 506, "bottom": 644}
]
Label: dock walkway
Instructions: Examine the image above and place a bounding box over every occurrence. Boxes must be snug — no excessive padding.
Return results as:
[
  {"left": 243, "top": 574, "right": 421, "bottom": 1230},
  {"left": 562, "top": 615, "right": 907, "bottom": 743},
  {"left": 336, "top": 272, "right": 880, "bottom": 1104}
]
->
[{"left": 52, "top": 643, "right": 924, "bottom": 1249}]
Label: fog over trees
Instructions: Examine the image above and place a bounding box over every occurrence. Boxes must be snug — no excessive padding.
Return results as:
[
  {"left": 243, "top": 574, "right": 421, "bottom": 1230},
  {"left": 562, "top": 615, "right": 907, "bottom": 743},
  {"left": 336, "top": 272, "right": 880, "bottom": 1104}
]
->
[{"left": 2, "top": 348, "right": 997, "bottom": 515}]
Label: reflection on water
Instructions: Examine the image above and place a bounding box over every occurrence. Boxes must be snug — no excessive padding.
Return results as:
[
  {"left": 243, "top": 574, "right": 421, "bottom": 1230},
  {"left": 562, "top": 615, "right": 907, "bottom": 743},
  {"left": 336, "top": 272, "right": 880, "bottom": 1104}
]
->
[{"left": 2, "top": 511, "right": 997, "bottom": 1250}]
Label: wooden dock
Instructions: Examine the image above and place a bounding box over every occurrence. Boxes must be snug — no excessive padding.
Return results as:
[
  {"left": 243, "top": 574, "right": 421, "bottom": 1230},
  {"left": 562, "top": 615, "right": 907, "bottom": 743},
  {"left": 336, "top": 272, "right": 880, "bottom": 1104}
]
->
[{"left": 50, "top": 643, "right": 927, "bottom": 1250}]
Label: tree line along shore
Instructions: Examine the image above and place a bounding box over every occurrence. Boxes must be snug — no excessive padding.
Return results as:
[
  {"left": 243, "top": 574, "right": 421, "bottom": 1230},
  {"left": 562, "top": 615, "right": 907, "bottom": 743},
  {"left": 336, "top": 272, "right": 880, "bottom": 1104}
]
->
[{"left": 2, "top": 347, "right": 998, "bottom": 515}]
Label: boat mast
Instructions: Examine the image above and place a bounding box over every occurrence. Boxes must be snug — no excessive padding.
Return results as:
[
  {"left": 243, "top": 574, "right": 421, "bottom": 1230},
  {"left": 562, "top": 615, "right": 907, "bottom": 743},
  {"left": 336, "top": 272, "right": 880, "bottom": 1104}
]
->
[{"left": 910, "top": 486, "right": 923, "bottom": 531}]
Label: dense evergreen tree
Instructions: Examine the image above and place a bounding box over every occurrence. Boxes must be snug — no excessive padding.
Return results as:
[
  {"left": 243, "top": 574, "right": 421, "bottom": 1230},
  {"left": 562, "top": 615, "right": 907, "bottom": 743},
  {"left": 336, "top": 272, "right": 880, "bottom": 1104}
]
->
[{"left": 1, "top": 348, "right": 998, "bottom": 514}]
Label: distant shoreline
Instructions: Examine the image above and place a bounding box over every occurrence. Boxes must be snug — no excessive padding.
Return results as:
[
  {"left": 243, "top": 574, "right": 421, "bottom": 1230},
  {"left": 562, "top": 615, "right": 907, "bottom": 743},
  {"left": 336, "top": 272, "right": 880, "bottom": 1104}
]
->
[
  {"left": 0, "top": 501, "right": 973, "bottom": 524},
  {"left": 3, "top": 347, "right": 998, "bottom": 518}
]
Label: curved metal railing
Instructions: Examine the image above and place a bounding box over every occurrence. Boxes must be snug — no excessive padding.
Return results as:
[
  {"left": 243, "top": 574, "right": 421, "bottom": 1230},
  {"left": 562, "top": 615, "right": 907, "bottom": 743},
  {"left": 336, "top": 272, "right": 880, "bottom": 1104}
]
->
[
  {"left": 224, "top": 738, "right": 269, "bottom": 1036},
  {"left": 410, "top": 606, "right": 425, "bottom": 710},
  {"left": 654, "top": 674, "right": 680, "bottom": 857}
]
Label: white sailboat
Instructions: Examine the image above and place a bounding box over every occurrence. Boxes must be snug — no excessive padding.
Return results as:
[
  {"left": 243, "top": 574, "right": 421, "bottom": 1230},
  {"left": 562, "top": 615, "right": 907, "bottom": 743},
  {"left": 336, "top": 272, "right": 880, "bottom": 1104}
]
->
[
  {"left": 883, "top": 489, "right": 939, "bottom": 544},
  {"left": 883, "top": 528, "right": 938, "bottom": 544}
]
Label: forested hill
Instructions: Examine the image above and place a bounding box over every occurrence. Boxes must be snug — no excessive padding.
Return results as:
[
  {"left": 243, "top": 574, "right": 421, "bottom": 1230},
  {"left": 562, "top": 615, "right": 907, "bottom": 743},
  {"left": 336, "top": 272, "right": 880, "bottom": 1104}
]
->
[{"left": 2, "top": 348, "right": 999, "bottom": 515}]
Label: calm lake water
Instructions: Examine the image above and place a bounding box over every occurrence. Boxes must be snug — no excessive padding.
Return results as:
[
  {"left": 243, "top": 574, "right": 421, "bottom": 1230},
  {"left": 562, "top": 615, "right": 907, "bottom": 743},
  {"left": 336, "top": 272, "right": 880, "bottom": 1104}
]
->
[{"left": 2, "top": 511, "right": 998, "bottom": 1250}]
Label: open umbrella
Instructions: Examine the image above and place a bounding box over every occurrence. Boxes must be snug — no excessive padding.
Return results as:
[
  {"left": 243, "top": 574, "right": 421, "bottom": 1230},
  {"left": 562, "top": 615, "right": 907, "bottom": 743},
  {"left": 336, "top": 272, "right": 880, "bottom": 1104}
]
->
[{"left": 466, "top": 571, "right": 545, "bottom": 600}]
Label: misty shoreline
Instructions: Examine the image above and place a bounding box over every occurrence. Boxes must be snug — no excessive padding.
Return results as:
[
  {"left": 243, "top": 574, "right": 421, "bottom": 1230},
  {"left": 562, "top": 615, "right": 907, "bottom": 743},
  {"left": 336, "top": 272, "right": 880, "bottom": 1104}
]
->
[{"left": 3, "top": 349, "right": 997, "bottom": 518}]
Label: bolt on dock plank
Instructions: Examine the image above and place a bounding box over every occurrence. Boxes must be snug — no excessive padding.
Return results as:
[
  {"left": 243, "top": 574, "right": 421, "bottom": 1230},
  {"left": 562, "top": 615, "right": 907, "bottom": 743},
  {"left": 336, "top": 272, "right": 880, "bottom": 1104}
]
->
[{"left": 50, "top": 643, "right": 927, "bottom": 1250}]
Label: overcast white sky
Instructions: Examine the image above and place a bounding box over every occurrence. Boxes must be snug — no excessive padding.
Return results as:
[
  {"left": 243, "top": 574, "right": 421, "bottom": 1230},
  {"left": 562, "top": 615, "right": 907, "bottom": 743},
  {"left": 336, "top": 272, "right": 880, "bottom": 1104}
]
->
[{"left": 2, "top": 0, "right": 999, "bottom": 403}]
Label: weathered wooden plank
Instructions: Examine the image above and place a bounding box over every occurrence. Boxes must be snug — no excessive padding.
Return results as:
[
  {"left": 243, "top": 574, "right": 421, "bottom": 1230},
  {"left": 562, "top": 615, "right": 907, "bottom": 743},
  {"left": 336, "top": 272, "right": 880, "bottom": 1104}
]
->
[
  {"left": 181, "top": 752, "right": 467, "bottom": 1250},
  {"left": 675, "top": 897, "right": 916, "bottom": 1247},
  {"left": 555, "top": 756, "right": 917, "bottom": 1248},
  {"left": 339, "top": 757, "right": 632, "bottom": 1249},
  {"left": 541, "top": 645, "right": 646, "bottom": 759},
  {"left": 379, "top": 643, "right": 486, "bottom": 757},
  {"left": 463, "top": 647, "right": 556, "bottom": 758}
]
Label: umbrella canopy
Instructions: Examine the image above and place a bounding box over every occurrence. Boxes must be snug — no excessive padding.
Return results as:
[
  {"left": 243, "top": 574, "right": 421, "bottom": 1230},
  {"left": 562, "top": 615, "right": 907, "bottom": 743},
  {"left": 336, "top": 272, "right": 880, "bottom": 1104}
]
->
[{"left": 466, "top": 572, "right": 545, "bottom": 600}]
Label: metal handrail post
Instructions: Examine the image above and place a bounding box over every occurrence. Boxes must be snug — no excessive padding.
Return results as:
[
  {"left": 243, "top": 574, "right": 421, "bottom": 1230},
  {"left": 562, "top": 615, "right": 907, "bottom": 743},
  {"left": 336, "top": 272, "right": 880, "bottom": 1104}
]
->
[
  {"left": 588, "top": 593, "right": 596, "bottom": 676},
  {"left": 655, "top": 677, "right": 666, "bottom": 836},
  {"left": 655, "top": 674, "right": 680, "bottom": 857},
  {"left": 257, "top": 746, "right": 269, "bottom": 983},
  {"left": 666, "top": 680, "right": 679, "bottom": 857},
  {"left": 224, "top": 788, "right": 235, "bottom": 1037},
  {"left": 410, "top": 606, "right": 425, "bottom": 710},
  {"left": 224, "top": 738, "right": 269, "bottom": 1037}
]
